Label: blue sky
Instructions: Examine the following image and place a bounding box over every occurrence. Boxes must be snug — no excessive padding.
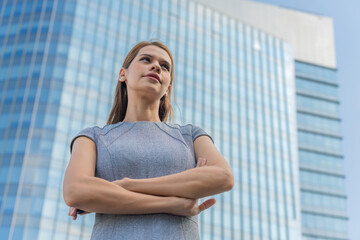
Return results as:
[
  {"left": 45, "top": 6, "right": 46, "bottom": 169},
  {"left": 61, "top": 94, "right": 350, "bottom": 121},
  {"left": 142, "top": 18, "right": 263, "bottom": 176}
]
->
[{"left": 251, "top": 0, "right": 360, "bottom": 239}]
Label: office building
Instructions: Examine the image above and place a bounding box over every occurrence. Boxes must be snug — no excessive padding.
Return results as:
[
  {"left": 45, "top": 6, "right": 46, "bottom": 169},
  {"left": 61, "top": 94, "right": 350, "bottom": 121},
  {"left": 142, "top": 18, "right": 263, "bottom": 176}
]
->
[
  {"left": 0, "top": 0, "right": 347, "bottom": 239},
  {"left": 193, "top": 1, "right": 348, "bottom": 239}
]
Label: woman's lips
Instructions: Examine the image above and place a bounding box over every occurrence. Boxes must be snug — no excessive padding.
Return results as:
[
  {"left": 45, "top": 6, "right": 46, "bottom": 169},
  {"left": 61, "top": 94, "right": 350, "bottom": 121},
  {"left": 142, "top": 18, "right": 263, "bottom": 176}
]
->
[
  {"left": 145, "top": 76, "right": 160, "bottom": 83},
  {"left": 145, "top": 73, "right": 161, "bottom": 83}
]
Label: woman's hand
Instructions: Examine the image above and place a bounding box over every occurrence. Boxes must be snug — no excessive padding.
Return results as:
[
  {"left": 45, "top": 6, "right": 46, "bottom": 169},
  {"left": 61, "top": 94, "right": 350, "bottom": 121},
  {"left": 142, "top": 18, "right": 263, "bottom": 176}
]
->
[
  {"left": 167, "top": 157, "right": 216, "bottom": 217},
  {"left": 196, "top": 157, "right": 208, "bottom": 168},
  {"left": 68, "top": 207, "right": 90, "bottom": 220},
  {"left": 167, "top": 196, "right": 216, "bottom": 217}
]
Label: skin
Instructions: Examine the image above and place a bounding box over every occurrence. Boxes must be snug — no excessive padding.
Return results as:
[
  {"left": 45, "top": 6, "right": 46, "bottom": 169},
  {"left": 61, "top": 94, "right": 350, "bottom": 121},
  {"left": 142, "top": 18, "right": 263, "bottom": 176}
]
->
[
  {"left": 68, "top": 45, "right": 219, "bottom": 220},
  {"left": 69, "top": 157, "right": 212, "bottom": 220},
  {"left": 119, "top": 45, "right": 173, "bottom": 123}
]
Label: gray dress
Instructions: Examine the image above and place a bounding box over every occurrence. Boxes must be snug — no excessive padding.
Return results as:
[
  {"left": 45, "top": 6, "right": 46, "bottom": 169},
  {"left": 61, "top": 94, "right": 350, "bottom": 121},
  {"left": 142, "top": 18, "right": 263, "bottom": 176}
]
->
[{"left": 69, "top": 121, "right": 214, "bottom": 240}]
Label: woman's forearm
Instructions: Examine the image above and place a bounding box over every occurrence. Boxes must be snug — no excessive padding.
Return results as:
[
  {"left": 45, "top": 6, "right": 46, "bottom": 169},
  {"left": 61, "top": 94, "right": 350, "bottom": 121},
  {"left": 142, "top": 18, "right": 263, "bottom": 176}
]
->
[
  {"left": 117, "top": 166, "right": 233, "bottom": 199},
  {"left": 64, "top": 176, "right": 175, "bottom": 215}
]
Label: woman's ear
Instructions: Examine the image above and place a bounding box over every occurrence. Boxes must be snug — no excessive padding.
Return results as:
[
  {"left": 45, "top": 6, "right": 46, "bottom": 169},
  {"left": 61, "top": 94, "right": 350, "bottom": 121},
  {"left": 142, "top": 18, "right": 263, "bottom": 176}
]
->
[
  {"left": 166, "top": 84, "right": 171, "bottom": 94},
  {"left": 119, "top": 68, "right": 126, "bottom": 82}
]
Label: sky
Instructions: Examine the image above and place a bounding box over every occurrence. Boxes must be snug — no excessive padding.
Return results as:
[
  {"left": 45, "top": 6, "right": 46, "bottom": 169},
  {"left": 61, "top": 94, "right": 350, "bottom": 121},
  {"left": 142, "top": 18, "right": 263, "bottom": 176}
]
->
[{"left": 250, "top": 0, "right": 360, "bottom": 239}]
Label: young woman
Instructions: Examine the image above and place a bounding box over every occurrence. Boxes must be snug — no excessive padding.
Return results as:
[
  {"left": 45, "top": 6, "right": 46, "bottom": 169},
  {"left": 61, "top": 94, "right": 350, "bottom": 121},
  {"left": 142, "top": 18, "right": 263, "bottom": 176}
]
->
[{"left": 63, "top": 40, "right": 234, "bottom": 239}]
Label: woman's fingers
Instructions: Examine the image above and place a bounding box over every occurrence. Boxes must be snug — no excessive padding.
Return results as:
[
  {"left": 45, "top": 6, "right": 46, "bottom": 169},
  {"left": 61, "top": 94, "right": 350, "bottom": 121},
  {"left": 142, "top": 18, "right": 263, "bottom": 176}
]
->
[
  {"left": 196, "top": 157, "right": 207, "bottom": 167},
  {"left": 69, "top": 207, "right": 91, "bottom": 219},
  {"left": 69, "top": 207, "right": 74, "bottom": 216},
  {"left": 68, "top": 207, "right": 78, "bottom": 220},
  {"left": 71, "top": 207, "right": 77, "bottom": 216},
  {"left": 196, "top": 158, "right": 202, "bottom": 167},
  {"left": 199, "top": 198, "right": 216, "bottom": 212},
  {"left": 201, "top": 158, "right": 207, "bottom": 166},
  {"left": 72, "top": 209, "right": 77, "bottom": 220},
  {"left": 72, "top": 212, "right": 77, "bottom": 220}
]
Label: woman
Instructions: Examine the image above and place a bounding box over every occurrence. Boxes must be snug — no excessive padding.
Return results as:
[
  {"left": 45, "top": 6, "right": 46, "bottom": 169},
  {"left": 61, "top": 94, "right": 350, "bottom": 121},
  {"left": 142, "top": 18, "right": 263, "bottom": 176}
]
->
[{"left": 63, "top": 40, "right": 234, "bottom": 239}]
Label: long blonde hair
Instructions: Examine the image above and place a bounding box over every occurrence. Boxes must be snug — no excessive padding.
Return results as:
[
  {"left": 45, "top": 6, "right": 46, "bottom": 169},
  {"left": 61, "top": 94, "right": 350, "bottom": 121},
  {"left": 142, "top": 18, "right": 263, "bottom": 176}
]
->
[{"left": 107, "top": 41, "right": 175, "bottom": 125}]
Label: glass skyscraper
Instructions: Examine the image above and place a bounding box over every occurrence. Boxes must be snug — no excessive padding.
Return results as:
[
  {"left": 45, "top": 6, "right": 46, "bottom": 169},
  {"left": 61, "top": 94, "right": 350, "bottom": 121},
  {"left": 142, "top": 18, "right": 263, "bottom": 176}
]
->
[
  {"left": 295, "top": 61, "right": 347, "bottom": 240},
  {"left": 0, "top": 0, "right": 347, "bottom": 240}
]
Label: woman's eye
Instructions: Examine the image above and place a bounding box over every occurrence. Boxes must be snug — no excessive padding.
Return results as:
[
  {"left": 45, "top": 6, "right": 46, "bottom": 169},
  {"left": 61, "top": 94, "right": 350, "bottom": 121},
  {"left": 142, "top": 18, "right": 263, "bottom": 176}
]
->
[{"left": 141, "top": 57, "right": 169, "bottom": 71}]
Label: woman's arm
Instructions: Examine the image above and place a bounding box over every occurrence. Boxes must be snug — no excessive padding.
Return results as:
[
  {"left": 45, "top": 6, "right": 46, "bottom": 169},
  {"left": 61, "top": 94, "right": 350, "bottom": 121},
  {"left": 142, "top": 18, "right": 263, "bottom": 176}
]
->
[
  {"left": 68, "top": 158, "right": 215, "bottom": 220},
  {"left": 65, "top": 175, "right": 178, "bottom": 214},
  {"left": 66, "top": 176, "right": 216, "bottom": 218},
  {"left": 64, "top": 136, "right": 180, "bottom": 215},
  {"left": 114, "top": 136, "right": 234, "bottom": 199}
]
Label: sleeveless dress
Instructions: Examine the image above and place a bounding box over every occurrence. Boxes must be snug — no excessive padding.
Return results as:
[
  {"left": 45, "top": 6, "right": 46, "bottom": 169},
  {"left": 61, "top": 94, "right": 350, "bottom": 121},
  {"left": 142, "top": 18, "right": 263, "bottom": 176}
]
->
[{"left": 69, "top": 121, "right": 214, "bottom": 240}]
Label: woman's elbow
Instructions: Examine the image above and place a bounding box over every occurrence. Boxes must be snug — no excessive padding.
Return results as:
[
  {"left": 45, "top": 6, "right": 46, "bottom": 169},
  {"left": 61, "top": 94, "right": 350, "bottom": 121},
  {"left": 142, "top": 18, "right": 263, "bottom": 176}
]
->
[
  {"left": 223, "top": 169, "right": 234, "bottom": 191},
  {"left": 63, "top": 182, "right": 81, "bottom": 207}
]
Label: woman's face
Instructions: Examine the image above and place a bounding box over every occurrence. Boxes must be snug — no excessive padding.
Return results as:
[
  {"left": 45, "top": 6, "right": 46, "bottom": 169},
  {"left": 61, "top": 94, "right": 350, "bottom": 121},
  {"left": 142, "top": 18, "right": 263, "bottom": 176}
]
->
[{"left": 120, "top": 45, "right": 172, "bottom": 100}]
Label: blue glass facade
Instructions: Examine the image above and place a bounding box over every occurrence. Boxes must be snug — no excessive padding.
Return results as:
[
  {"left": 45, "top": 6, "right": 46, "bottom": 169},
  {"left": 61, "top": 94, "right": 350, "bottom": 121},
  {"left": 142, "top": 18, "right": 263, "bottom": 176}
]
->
[
  {"left": 173, "top": 3, "right": 301, "bottom": 239},
  {"left": 0, "top": 0, "right": 71, "bottom": 239},
  {"left": 295, "top": 61, "right": 348, "bottom": 240},
  {"left": 0, "top": 0, "right": 347, "bottom": 239}
]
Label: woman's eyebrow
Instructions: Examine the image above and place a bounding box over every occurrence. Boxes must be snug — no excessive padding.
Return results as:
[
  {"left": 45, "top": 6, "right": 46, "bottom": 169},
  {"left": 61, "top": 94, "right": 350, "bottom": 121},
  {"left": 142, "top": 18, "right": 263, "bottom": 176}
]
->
[{"left": 139, "top": 54, "right": 171, "bottom": 68}]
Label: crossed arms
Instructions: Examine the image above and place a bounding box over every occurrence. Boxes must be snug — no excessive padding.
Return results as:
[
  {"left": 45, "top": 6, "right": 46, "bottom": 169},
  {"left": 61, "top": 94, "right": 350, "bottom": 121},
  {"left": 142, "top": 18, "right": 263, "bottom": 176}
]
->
[
  {"left": 63, "top": 135, "right": 234, "bottom": 216},
  {"left": 114, "top": 135, "right": 234, "bottom": 199}
]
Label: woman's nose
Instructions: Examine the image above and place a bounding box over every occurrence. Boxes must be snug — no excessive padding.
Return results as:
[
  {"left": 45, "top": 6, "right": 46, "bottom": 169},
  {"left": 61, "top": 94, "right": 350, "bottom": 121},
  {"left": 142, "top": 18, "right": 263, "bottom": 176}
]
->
[{"left": 151, "top": 64, "right": 161, "bottom": 73}]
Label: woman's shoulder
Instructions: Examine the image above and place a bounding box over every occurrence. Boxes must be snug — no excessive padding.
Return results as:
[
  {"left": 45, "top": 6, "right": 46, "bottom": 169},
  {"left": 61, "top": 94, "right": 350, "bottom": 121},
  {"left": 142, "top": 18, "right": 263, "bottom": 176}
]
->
[
  {"left": 162, "top": 122, "right": 203, "bottom": 133},
  {"left": 70, "top": 122, "right": 122, "bottom": 144},
  {"left": 162, "top": 122, "right": 214, "bottom": 143},
  {"left": 98, "top": 121, "right": 210, "bottom": 140},
  {"left": 162, "top": 122, "right": 195, "bottom": 130}
]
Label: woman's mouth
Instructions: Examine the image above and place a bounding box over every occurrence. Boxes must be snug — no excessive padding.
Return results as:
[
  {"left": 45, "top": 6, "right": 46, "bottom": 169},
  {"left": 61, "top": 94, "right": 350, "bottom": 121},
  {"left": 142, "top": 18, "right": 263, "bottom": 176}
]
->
[
  {"left": 145, "top": 76, "right": 160, "bottom": 83},
  {"left": 145, "top": 73, "right": 161, "bottom": 83}
]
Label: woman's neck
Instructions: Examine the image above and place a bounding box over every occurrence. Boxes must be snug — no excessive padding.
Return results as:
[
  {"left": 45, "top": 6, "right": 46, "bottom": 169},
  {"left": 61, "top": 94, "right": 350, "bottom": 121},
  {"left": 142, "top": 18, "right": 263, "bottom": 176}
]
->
[{"left": 122, "top": 99, "right": 161, "bottom": 122}]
